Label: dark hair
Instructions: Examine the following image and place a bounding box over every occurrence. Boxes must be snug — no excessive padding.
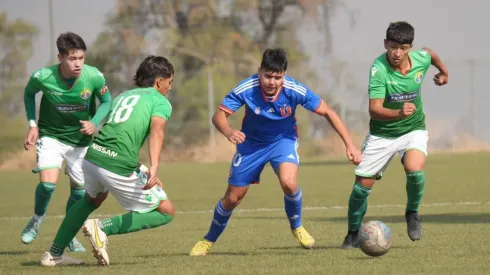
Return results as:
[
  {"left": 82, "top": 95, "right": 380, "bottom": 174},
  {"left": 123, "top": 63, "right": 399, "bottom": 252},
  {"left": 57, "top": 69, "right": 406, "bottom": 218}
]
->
[
  {"left": 386, "top": 21, "right": 414, "bottom": 45},
  {"left": 133, "top": 55, "right": 174, "bottom": 87},
  {"left": 260, "top": 48, "right": 288, "bottom": 73},
  {"left": 56, "top": 32, "right": 87, "bottom": 56}
]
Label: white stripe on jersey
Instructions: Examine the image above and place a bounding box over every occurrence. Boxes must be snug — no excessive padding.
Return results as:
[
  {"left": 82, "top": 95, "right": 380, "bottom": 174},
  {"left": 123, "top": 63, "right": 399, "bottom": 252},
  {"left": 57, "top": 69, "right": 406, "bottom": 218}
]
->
[
  {"left": 233, "top": 79, "right": 259, "bottom": 95},
  {"left": 283, "top": 82, "right": 306, "bottom": 96},
  {"left": 234, "top": 82, "right": 260, "bottom": 95},
  {"left": 284, "top": 80, "right": 307, "bottom": 93}
]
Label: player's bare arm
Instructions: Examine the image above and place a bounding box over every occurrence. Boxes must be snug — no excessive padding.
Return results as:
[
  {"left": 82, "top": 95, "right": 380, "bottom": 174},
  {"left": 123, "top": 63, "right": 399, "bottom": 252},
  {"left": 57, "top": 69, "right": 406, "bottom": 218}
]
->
[
  {"left": 212, "top": 109, "right": 246, "bottom": 145},
  {"left": 422, "top": 47, "right": 449, "bottom": 86},
  {"left": 315, "top": 100, "right": 361, "bottom": 165},
  {"left": 146, "top": 116, "right": 166, "bottom": 189},
  {"left": 369, "top": 98, "right": 415, "bottom": 121}
]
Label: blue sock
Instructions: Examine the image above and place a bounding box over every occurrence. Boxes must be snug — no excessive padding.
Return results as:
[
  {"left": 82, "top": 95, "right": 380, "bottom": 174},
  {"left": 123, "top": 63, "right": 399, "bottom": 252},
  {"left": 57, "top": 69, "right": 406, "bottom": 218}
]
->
[
  {"left": 204, "top": 201, "right": 233, "bottom": 242},
  {"left": 284, "top": 188, "right": 302, "bottom": 230}
]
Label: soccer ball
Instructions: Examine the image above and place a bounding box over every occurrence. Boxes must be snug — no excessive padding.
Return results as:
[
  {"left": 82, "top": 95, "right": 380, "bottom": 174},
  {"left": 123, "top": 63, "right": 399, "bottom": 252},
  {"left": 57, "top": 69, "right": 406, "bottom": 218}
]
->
[{"left": 358, "top": 220, "right": 393, "bottom": 257}]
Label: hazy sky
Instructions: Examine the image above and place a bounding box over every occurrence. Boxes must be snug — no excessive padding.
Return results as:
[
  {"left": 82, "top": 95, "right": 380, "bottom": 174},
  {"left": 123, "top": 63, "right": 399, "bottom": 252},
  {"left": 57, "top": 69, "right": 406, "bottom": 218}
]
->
[{"left": 2, "top": 0, "right": 489, "bottom": 142}]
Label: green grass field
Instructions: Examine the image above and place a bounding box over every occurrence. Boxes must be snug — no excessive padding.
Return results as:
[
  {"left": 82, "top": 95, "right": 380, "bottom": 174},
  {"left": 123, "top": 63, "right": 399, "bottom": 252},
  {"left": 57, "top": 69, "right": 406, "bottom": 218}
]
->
[{"left": 1, "top": 152, "right": 489, "bottom": 275}]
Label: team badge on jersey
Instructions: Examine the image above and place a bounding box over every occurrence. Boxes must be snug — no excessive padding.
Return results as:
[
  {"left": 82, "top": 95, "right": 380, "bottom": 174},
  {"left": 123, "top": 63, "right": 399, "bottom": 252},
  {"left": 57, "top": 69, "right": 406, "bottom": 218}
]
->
[
  {"left": 414, "top": 72, "right": 424, "bottom": 84},
  {"left": 254, "top": 107, "right": 261, "bottom": 114},
  {"left": 280, "top": 106, "right": 292, "bottom": 117},
  {"left": 80, "top": 89, "right": 92, "bottom": 100}
]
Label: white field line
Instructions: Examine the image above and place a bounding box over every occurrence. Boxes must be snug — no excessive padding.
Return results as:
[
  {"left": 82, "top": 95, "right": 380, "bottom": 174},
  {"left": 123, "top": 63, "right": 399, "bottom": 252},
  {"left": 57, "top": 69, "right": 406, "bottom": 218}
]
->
[{"left": 0, "top": 201, "right": 487, "bottom": 221}]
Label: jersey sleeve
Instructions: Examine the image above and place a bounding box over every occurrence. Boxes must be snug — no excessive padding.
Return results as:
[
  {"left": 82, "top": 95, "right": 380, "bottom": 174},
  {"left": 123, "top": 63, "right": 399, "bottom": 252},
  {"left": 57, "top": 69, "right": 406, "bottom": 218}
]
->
[
  {"left": 297, "top": 86, "right": 322, "bottom": 113},
  {"left": 368, "top": 64, "right": 387, "bottom": 99},
  {"left": 24, "top": 70, "right": 43, "bottom": 121},
  {"left": 88, "top": 69, "right": 112, "bottom": 127},
  {"left": 415, "top": 49, "right": 432, "bottom": 69},
  {"left": 152, "top": 98, "right": 172, "bottom": 121},
  {"left": 93, "top": 69, "right": 110, "bottom": 98},
  {"left": 219, "top": 90, "right": 245, "bottom": 114}
]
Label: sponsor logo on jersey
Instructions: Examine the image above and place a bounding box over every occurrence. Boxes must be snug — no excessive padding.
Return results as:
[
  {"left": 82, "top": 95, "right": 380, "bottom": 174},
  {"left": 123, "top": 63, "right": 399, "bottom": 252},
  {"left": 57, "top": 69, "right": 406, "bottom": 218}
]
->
[
  {"left": 47, "top": 90, "right": 63, "bottom": 96},
  {"left": 91, "top": 143, "right": 118, "bottom": 158},
  {"left": 55, "top": 104, "right": 87, "bottom": 113},
  {"left": 100, "top": 85, "right": 108, "bottom": 96},
  {"left": 387, "top": 90, "right": 419, "bottom": 102},
  {"left": 414, "top": 72, "right": 424, "bottom": 84},
  {"left": 80, "top": 89, "right": 92, "bottom": 100}
]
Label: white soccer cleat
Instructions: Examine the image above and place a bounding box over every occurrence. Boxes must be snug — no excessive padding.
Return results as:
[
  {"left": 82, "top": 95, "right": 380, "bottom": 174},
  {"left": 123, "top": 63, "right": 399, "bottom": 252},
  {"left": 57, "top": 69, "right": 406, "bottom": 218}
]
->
[
  {"left": 40, "top": 251, "right": 84, "bottom": 266},
  {"left": 82, "top": 219, "right": 110, "bottom": 266}
]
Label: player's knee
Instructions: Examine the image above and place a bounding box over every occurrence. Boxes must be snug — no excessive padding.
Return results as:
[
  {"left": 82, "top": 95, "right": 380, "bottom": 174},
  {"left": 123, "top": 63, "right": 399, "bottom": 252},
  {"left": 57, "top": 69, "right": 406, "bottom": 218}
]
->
[
  {"left": 279, "top": 176, "right": 298, "bottom": 195},
  {"left": 157, "top": 199, "right": 175, "bottom": 217},
  {"left": 222, "top": 192, "right": 243, "bottom": 209},
  {"left": 86, "top": 192, "right": 107, "bottom": 208},
  {"left": 356, "top": 176, "right": 376, "bottom": 189}
]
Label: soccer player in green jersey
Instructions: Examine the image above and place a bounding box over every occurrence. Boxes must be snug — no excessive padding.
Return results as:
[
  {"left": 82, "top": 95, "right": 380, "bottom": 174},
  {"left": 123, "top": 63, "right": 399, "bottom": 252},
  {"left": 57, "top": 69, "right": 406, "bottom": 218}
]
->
[
  {"left": 22, "top": 32, "right": 112, "bottom": 252},
  {"left": 341, "top": 21, "right": 449, "bottom": 248},
  {"left": 39, "top": 55, "right": 175, "bottom": 267}
]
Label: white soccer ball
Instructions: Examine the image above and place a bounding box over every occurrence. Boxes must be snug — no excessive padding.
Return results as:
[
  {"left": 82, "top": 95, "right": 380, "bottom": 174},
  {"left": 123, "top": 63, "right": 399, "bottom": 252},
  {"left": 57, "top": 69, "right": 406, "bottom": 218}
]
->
[{"left": 358, "top": 220, "right": 393, "bottom": 257}]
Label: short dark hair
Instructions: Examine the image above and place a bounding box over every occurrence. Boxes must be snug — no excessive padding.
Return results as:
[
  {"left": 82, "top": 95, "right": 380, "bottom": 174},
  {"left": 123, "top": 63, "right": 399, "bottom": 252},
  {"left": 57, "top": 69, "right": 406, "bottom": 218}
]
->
[
  {"left": 386, "top": 21, "right": 414, "bottom": 45},
  {"left": 133, "top": 55, "right": 174, "bottom": 87},
  {"left": 56, "top": 32, "right": 87, "bottom": 56},
  {"left": 260, "top": 48, "right": 288, "bottom": 73}
]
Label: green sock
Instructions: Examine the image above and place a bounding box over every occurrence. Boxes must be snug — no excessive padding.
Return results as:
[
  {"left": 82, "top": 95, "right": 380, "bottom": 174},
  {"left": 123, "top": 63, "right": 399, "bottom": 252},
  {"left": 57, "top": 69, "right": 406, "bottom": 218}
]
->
[
  {"left": 406, "top": 170, "right": 426, "bottom": 211},
  {"left": 100, "top": 211, "right": 174, "bottom": 236},
  {"left": 65, "top": 187, "right": 85, "bottom": 213},
  {"left": 34, "top": 182, "right": 56, "bottom": 216},
  {"left": 347, "top": 182, "right": 371, "bottom": 231},
  {"left": 50, "top": 196, "right": 96, "bottom": 256}
]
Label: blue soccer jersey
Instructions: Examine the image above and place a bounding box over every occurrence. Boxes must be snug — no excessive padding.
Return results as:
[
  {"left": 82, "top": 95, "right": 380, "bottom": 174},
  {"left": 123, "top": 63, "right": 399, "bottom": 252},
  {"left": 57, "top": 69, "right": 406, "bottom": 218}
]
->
[{"left": 220, "top": 74, "right": 323, "bottom": 145}]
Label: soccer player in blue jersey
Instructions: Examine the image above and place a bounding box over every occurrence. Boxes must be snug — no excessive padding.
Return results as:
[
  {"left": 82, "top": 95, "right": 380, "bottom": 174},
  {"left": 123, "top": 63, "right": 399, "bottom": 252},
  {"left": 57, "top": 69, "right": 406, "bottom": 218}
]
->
[{"left": 189, "top": 48, "right": 362, "bottom": 256}]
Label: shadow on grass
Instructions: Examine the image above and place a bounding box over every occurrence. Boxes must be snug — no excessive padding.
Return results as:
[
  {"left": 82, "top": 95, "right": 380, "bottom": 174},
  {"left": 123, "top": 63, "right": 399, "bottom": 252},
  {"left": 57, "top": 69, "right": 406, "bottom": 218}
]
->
[
  {"left": 136, "top": 251, "right": 251, "bottom": 258},
  {"left": 236, "top": 213, "right": 490, "bottom": 224},
  {"left": 310, "top": 213, "right": 490, "bottom": 224}
]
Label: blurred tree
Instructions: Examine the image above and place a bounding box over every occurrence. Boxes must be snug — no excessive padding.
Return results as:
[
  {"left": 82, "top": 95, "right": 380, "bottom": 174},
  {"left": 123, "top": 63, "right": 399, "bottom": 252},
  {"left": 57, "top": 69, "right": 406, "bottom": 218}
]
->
[
  {"left": 87, "top": 0, "right": 356, "bottom": 146},
  {"left": 0, "top": 12, "right": 39, "bottom": 116}
]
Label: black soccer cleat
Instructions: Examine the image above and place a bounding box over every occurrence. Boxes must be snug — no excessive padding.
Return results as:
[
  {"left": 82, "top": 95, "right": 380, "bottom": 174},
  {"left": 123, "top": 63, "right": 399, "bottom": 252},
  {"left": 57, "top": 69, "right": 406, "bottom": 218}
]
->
[
  {"left": 405, "top": 210, "right": 422, "bottom": 241},
  {"left": 340, "top": 230, "right": 360, "bottom": 249}
]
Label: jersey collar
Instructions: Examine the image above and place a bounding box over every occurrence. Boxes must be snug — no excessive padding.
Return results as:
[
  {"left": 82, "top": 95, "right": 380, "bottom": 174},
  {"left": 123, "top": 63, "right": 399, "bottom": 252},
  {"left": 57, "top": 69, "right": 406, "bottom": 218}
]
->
[
  {"left": 259, "top": 82, "right": 283, "bottom": 102},
  {"left": 57, "top": 65, "right": 81, "bottom": 90}
]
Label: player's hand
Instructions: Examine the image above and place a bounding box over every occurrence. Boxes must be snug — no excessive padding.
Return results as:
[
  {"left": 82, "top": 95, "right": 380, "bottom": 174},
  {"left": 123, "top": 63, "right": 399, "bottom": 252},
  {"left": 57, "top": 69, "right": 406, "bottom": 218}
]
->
[
  {"left": 143, "top": 165, "right": 161, "bottom": 190},
  {"left": 24, "top": 127, "right": 39, "bottom": 151},
  {"left": 433, "top": 72, "right": 448, "bottom": 86},
  {"left": 399, "top": 102, "right": 416, "bottom": 118},
  {"left": 346, "top": 145, "right": 361, "bottom": 165},
  {"left": 225, "top": 129, "right": 246, "bottom": 145},
  {"left": 79, "top": 120, "right": 96, "bottom": 136}
]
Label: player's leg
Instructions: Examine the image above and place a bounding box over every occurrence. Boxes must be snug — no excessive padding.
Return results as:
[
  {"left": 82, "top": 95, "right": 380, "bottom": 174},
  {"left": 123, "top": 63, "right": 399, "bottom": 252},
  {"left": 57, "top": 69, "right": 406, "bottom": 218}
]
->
[
  {"left": 270, "top": 138, "right": 314, "bottom": 249},
  {"left": 82, "top": 165, "right": 173, "bottom": 265},
  {"left": 341, "top": 134, "right": 395, "bottom": 249},
  {"left": 22, "top": 137, "right": 62, "bottom": 244},
  {"left": 190, "top": 147, "right": 266, "bottom": 256},
  {"left": 40, "top": 159, "right": 107, "bottom": 267},
  {"left": 62, "top": 145, "right": 89, "bottom": 252},
  {"left": 398, "top": 130, "right": 429, "bottom": 241}
]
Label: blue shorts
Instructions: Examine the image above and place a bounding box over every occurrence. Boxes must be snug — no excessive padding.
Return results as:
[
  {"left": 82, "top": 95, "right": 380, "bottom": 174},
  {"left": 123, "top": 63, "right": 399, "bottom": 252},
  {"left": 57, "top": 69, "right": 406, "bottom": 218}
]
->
[{"left": 228, "top": 138, "right": 299, "bottom": 187}]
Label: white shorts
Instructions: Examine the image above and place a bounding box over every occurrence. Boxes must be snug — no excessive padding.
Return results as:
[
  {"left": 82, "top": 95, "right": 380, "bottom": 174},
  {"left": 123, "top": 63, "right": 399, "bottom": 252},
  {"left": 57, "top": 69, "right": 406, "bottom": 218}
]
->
[
  {"left": 35, "top": 136, "right": 88, "bottom": 185},
  {"left": 354, "top": 130, "right": 429, "bottom": 178},
  {"left": 82, "top": 159, "right": 168, "bottom": 213}
]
